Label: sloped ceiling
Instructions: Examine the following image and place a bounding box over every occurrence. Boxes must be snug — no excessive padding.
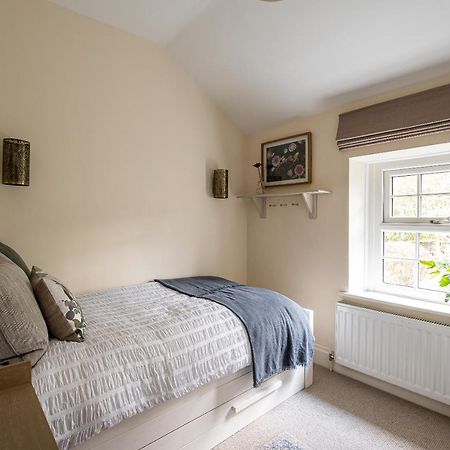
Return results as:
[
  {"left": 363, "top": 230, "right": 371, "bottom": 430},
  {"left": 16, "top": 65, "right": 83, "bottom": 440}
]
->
[{"left": 51, "top": 0, "right": 450, "bottom": 132}]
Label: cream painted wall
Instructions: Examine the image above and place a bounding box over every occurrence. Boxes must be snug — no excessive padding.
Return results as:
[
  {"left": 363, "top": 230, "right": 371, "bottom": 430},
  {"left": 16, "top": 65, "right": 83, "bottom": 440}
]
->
[
  {"left": 0, "top": 0, "right": 247, "bottom": 292},
  {"left": 2, "top": 0, "right": 449, "bottom": 353},
  {"left": 246, "top": 75, "right": 450, "bottom": 350}
]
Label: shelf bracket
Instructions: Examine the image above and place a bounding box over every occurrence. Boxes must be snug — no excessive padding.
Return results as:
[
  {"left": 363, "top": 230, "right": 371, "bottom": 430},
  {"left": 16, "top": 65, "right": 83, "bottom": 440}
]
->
[
  {"left": 302, "top": 192, "right": 317, "bottom": 219},
  {"left": 252, "top": 196, "right": 267, "bottom": 219}
]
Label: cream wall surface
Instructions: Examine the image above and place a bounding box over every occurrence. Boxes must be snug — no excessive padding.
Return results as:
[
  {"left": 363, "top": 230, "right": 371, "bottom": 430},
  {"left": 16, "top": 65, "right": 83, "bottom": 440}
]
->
[
  {"left": 0, "top": 0, "right": 247, "bottom": 292},
  {"left": 2, "top": 0, "right": 450, "bottom": 354},
  {"left": 246, "top": 76, "right": 450, "bottom": 350}
]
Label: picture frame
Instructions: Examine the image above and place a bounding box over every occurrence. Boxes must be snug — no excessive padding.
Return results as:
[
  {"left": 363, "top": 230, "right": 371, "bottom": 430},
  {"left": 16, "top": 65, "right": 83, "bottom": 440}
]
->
[{"left": 261, "top": 132, "right": 312, "bottom": 187}]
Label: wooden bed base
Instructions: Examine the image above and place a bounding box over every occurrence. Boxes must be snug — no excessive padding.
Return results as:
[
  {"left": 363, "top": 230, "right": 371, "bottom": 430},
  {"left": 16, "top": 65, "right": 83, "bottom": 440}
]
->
[{"left": 77, "top": 309, "right": 314, "bottom": 450}]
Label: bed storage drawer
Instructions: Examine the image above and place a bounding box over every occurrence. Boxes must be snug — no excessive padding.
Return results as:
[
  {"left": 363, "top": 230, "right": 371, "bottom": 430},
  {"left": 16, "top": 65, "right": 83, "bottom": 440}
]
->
[{"left": 151, "top": 368, "right": 306, "bottom": 450}]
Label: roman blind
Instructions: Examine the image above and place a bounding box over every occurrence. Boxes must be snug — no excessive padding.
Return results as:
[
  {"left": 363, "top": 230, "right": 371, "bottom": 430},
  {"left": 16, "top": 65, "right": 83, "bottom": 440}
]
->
[{"left": 336, "top": 83, "right": 450, "bottom": 150}]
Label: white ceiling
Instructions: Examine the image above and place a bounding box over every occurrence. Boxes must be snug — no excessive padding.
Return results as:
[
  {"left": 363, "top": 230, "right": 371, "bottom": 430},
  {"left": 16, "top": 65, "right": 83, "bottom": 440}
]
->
[{"left": 50, "top": 0, "right": 450, "bottom": 132}]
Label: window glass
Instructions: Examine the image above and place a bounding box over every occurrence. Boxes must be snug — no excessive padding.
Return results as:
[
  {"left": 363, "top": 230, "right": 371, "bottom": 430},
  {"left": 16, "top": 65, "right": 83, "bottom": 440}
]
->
[
  {"left": 391, "top": 196, "right": 417, "bottom": 217},
  {"left": 419, "top": 233, "right": 450, "bottom": 260},
  {"left": 392, "top": 174, "right": 417, "bottom": 195},
  {"left": 420, "top": 194, "right": 450, "bottom": 218},
  {"left": 418, "top": 264, "right": 443, "bottom": 291},
  {"left": 383, "top": 259, "right": 415, "bottom": 287},
  {"left": 382, "top": 232, "right": 450, "bottom": 293},
  {"left": 421, "top": 171, "right": 450, "bottom": 194},
  {"left": 384, "top": 232, "right": 415, "bottom": 258}
]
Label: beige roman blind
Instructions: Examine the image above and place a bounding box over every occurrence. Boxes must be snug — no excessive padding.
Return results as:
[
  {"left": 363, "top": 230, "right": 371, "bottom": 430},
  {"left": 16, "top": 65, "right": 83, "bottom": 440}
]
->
[{"left": 336, "top": 83, "right": 450, "bottom": 150}]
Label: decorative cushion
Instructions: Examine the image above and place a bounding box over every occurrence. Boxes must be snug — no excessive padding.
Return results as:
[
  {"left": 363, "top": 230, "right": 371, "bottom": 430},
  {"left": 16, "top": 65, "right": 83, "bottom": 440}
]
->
[
  {"left": 0, "top": 241, "right": 31, "bottom": 277},
  {"left": 30, "top": 267, "right": 86, "bottom": 342},
  {"left": 0, "top": 253, "right": 48, "bottom": 366}
]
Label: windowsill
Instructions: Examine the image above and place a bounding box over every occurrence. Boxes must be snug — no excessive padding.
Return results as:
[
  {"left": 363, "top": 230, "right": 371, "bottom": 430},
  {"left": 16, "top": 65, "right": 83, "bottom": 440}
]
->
[{"left": 340, "top": 290, "right": 450, "bottom": 319}]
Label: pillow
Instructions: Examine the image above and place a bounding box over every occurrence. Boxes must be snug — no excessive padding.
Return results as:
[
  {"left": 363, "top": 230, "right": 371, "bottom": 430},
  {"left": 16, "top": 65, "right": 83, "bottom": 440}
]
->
[
  {"left": 0, "top": 253, "right": 48, "bottom": 366},
  {"left": 30, "top": 267, "right": 86, "bottom": 342},
  {"left": 0, "top": 241, "right": 31, "bottom": 277}
]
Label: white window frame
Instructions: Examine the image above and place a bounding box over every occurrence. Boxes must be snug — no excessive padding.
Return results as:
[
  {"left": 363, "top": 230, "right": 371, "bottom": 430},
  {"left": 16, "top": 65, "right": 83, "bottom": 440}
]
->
[
  {"left": 367, "top": 154, "right": 450, "bottom": 304},
  {"left": 383, "top": 164, "right": 450, "bottom": 223}
]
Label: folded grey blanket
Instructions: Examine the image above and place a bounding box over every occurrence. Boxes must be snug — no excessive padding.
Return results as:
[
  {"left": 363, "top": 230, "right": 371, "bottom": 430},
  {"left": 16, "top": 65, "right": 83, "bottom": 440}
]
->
[{"left": 156, "top": 276, "right": 314, "bottom": 386}]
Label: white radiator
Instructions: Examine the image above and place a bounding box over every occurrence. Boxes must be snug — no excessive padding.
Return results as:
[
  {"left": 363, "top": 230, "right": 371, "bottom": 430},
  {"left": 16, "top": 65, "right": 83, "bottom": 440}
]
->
[{"left": 335, "top": 303, "right": 450, "bottom": 405}]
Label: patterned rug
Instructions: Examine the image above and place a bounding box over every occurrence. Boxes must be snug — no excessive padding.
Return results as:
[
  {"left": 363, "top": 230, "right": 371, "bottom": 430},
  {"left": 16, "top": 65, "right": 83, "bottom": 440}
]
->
[{"left": 260, "top": 432, "right": 304, "bottom": 450}]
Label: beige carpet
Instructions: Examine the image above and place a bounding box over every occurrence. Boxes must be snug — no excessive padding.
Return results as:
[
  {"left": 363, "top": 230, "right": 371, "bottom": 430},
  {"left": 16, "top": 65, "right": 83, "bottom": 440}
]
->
[{"left": 215, "top": 365, "right": 450, "bottom": 450}]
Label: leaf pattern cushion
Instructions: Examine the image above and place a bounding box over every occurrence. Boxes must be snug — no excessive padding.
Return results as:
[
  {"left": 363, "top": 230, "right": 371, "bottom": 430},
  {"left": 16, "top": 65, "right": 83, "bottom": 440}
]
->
[
  {"left": 30, "top": 267, "right": 86, "bottom": 342},
  {"left": 0, "top": 253, "right": 48, "bottom": 366}
]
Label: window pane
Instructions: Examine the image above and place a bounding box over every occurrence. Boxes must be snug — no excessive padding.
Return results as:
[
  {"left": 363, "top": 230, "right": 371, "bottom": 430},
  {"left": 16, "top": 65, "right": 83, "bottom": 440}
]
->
[
  {"left": 392, "top": 196, "right": 417, "bottom": 217},
  {"left": 419, "top": 264, "right": 445, "bottom": 291},
  {"left": 383, "top": 259, "right": 415, "bottom": 287},
  {"left": 420, "top": 194, "right": 450, "bottom": 217},
  {"left": 392, "top": 175, "right": 417, "bottom": 195},
  {"left": 419, "top": 232, "right": 450, "bottom": 261},
  {"left": 384, "top": 232, "right": 416, "bottom": 259},
  {"left": 421, "top": 171, "right": 450, "bottom": 194}
]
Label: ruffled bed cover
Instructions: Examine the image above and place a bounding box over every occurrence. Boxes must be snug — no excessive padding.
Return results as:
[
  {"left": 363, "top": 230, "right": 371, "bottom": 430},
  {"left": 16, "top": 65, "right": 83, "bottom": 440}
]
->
[{"left": 32, "top": 282, "right": 251, "bottom": 449}]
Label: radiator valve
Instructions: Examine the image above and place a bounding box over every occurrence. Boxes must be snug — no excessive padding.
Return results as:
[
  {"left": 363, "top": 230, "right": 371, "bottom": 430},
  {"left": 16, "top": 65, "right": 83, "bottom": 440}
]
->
[{"left": 328, "top": 351, "right": 335, "bottom": 372}]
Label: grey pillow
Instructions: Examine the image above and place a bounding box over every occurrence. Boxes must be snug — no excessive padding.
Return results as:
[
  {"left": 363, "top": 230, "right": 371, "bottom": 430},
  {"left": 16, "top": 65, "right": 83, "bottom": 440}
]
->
[
  {"left": 30, "top": 267, "right": 86, "bottom": 342},
  {"left": 0, "top": 241, "right": 31, "bottom": 278},
  {"left": 0, "top": 253, "right": 48, "bottom": 366}
]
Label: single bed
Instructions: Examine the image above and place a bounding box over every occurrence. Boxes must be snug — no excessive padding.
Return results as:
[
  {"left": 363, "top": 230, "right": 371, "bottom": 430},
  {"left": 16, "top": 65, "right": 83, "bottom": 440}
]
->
[{"left": 32, "top": 281, "right": 314, "bottom": 450}]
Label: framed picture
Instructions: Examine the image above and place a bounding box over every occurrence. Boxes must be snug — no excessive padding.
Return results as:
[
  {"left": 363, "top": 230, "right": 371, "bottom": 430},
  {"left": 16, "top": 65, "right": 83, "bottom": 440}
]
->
[{"left": 261, "top": 132, "right": 312, "bottom": 187}]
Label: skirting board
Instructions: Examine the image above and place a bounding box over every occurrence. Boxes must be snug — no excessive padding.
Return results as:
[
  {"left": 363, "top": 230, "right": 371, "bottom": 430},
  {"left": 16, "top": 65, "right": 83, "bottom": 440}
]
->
[
  {"left": 313, "top": 344, "right": 331, "bottom": 369},
  {"left": 314, "top": 344, "right": 450, "bottom": 418}
]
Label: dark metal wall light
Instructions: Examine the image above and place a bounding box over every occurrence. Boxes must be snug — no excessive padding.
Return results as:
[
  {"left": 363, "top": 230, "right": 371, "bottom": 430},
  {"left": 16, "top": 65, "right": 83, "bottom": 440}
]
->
[
  {"left": 2, "top": 138, "right": 30, "bottom": 186},
  {"left": 213, "top": 169, "right": 228, "bottom": 198}
]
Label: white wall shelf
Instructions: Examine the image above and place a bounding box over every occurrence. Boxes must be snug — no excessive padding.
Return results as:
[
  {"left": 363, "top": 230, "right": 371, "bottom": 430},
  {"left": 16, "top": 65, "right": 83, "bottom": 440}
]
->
[{"left": 237, "top": 190, "right": 331, "bottom": 219}]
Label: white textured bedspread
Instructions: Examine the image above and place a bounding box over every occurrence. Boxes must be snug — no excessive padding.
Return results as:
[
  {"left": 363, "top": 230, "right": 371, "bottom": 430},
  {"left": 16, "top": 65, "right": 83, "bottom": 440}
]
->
[{"left": 32, "top": 282, "right": 251, "bottom": 449}]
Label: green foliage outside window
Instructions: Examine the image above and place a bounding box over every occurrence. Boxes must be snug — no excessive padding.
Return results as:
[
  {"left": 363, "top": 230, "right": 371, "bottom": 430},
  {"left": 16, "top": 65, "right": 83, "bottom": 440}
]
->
[{"left": 420, "top": 260, "right": 450, "bottom": 303}]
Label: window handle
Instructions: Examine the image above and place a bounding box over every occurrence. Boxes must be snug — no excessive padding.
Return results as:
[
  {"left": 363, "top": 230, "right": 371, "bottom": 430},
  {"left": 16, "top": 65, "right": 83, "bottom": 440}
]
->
[{"left": 430, "top": 217, "right": 450, "bottom": 224}]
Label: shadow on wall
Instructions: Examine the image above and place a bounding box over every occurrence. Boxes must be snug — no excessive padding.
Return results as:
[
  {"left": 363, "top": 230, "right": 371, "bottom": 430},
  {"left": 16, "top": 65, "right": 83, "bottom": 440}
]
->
[
  {"left": 319, "top": 59, "right": 450, "bottom": 113},
  {"left": 205, "top": 158, "right": 217, "bottom": 197}
]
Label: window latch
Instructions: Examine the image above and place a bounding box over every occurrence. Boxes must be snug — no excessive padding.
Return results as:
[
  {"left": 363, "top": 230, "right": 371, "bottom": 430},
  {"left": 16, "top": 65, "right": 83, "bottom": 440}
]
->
[{"left": 430, "top": 217, "right": 450, "bottom": 224}]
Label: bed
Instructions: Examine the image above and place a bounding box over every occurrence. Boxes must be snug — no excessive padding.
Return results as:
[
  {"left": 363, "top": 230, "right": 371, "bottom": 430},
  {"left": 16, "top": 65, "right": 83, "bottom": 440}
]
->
[{"left": 31, "top": 281, "right": 314, "bottom": 450}]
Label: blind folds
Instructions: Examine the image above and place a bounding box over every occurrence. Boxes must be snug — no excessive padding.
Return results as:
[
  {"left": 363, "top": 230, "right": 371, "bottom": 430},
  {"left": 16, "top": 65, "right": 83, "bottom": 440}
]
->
[{"left": 336, "top": 83, "right": 450, "bottom": 150}]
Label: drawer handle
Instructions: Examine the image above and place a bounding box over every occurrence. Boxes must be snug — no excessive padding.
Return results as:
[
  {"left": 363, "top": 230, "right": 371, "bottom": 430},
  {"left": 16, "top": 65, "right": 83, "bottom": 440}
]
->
[{"left": 232, "top": 380, "right": 283, "bottom": 414}]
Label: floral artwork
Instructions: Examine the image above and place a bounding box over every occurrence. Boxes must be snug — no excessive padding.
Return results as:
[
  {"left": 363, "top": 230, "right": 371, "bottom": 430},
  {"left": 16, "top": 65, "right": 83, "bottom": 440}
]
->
[{"left": 261, "top": 132, "right": 311, "bottom": 187}]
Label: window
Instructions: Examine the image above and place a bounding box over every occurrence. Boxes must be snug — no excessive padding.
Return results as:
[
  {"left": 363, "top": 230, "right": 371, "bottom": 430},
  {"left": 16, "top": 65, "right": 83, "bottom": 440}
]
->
[
  {"left": 363, "top": 151, "right": 450, "bottom": 304},
  {"left": 383, "top": 166, "right": 450, "bottom": 222},
  {"left": 379, "top": 165, "right": 450, "bottom": 300}
]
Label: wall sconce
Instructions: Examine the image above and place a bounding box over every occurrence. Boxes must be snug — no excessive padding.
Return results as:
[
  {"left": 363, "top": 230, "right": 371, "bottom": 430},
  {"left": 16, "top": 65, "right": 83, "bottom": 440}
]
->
[
  {"left": 213, "top": 169, "right": 228, "bottom": 199},
  {"left": 2, "top": 138, "right": 30, "bottom": 186}
]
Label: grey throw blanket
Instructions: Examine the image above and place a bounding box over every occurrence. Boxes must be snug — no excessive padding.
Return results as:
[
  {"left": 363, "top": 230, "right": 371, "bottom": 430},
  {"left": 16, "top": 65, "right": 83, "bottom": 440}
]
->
[{"left": 156, "top": 276, "right": 314, "bottom": 386}]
